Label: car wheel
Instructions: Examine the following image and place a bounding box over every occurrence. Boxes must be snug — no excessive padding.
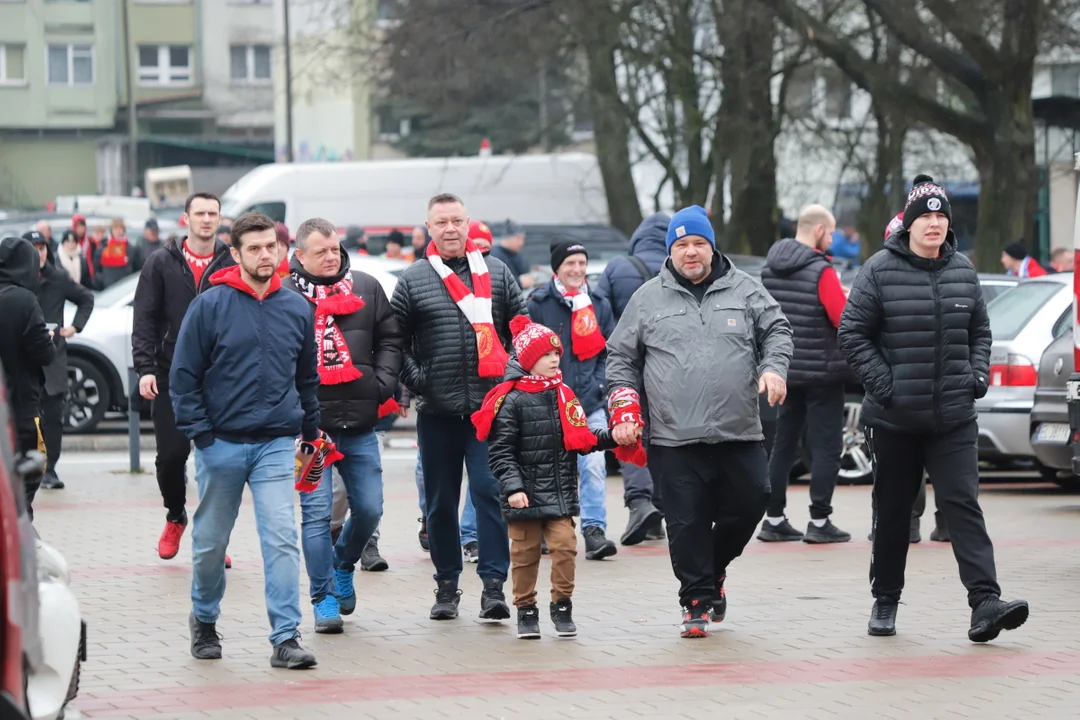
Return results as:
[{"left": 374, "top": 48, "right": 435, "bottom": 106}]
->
[
  {"left": 65, "top": 356, "right": 111, "bottom": 434},
  {"left": 800, "top": 401, "right": 874, "bottom": 485}
]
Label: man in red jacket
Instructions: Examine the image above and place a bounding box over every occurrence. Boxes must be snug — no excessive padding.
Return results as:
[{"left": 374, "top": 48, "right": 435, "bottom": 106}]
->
[{"left": 1000, "top": 241, "right": 1047, "bottom": 278}]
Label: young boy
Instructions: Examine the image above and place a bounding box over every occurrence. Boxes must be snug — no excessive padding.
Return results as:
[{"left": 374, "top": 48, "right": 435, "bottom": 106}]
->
[{"left": 473, "top": 316, "right": 643, "bottom": 639}]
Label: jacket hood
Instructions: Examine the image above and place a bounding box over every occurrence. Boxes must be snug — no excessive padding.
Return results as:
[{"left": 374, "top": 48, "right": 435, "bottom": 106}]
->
[
  {"left": 885, "top": 227, "right": 958, "bottom": 269},
  {"left": 629, "top": 213, "right": 671, "bottom": 260},
  {"left": 502, "top": 357, "right": 527, "bottom": 382},
  {"left": 287, "top": 244, "right": 353, "bottom": 285},
  {"left": 0, "top": 236, "right": 41, "bottom": 292},
  {"left": 209, "top": 265, "right": 283, "bottom": 299},
  {"left": 765, "top": 238, "right": 828, "bottom": 276}
]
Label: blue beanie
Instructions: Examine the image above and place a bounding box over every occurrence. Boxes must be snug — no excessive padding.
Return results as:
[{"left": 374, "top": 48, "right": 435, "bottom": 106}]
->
[{"left": 666, "top": 205, "right": 715, "bottom": 253}]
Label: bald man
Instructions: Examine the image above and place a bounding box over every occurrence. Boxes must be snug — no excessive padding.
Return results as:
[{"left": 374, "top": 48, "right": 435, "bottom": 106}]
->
[
  {"left": 758, "top": 205, "right": 852, "bottom": 544},
  {"left": 35, "top": 220, "right": 54, "bottom": 248}
]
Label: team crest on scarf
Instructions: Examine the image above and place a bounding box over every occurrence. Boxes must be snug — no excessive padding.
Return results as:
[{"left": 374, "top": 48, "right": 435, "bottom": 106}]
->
[
  {"left": 565, "top": 397, "right": 587, "bottom": 427},
  {"left": 476, "top": 323, "right": 495, "bottom": 359},
  {"left": 572, "top": 306, "right": 598, "bottom": 335}
]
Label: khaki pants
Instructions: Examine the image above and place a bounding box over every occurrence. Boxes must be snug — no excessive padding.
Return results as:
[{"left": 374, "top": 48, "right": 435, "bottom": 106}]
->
[{"left": 508, "top": 517, "right": 577, "bottom": 607}]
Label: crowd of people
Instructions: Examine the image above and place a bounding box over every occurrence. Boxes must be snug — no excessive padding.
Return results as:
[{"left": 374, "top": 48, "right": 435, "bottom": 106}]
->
[{"left": 0, "top": 174, "right": 1036, "bottom": 670}]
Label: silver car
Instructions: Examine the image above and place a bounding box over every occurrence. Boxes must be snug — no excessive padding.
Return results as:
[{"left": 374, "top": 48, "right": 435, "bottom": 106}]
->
[
  {"left": 978, "top": 274, "right": 1073, "bottom": 463},
  {"left": 1029, "top": 329, "right": 1075, "bottom": 483}
]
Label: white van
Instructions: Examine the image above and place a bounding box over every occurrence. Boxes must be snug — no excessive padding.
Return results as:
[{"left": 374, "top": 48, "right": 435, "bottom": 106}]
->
[{"left": 218, "top": 152, "right": 609, "bottom": 229}]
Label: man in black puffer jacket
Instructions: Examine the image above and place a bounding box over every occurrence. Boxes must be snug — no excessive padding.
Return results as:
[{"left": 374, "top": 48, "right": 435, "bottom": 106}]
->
[
  {"left": 391, "top": 192, "right": 527, "bottom": 623},
  {"left": 839, "top": 174, "right": 1029, "bottom": 643},
  {"left": 283, "top": 217, "right": 403, "bottom": 635}
]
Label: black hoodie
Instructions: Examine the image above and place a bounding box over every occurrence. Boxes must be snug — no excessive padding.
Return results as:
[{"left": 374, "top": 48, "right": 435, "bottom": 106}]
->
[
  {"left": 0, "top": 237, "right": 57, "bottom": 447},
  {"left": 35, "top": 241, "right": 95, "bottom": 396}
]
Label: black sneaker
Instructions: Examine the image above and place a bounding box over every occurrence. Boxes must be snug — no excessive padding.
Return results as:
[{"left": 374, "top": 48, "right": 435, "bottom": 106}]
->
[
  {"left": 360, "top": 537, "right": 389, "bottom": 572},
  {"left": 930, "top": 512, "right": 950, "bottom": 542},
  {"left": 462, "top": 541, "right": 479, "bottom": 563},
  {"left": 418, "top": 517, "right": 430, "bottom": 552},
  {"left": 868, "top": 600, "right": 898, "bottom": 636},
  {"left": 909, "top": 520, "right": 922, "bottom": 544},
  {"left": 757, "top": 518, "right": 804, "bottom": 542},
  {"left": 479, "top": 577, "right": 511, "bottom": 620},
  {"left": 621, "top": 499, "right": 662, "bottom": 546},
  {"left": 711, "top": 578, "right": 726, "bottom": 622},
  {"left": 583, "top": 526, "right": 617, "bottom": 560},
  {"left": 270, "top": 636, "right": 317, "bottom": 669},
  {"left": 430, "top": 579, "right": 461, "bottom": 620},
  {"left": 517, "top": 605, "right": 541, "bottom": 639},
  {"left": 550, "top": 598, "right": 577, "bottom": 637},
  {"left": 40, "top": 471, "right": 64, "bottom": 490},
  {"left": 803, "top": 520, "right": 852, "bottom": 544},
  {"left": 968, "top": 597, "right": 1029, "bottom": 643},
  {"left": 680, "top": 600, "right": 710, "bottom": 638},
  {"left": 189, "top": 612, "right": 222, "bottom": 660}
]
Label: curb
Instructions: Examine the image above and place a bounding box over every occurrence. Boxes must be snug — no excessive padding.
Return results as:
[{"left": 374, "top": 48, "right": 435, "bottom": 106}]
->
[{"left": 64, "top": 432, "right": 420, "bottom": 453}]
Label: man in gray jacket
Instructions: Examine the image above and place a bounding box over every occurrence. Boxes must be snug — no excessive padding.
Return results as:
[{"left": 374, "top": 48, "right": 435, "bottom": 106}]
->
[{"left": 606, "top": 205, "right": 793, "bottom": 639}]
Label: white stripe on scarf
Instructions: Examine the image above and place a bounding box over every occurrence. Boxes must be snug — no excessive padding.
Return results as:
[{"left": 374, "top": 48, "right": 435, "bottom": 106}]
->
[{"left": 427, "top": 246, "right": 494, "bottom": 326}]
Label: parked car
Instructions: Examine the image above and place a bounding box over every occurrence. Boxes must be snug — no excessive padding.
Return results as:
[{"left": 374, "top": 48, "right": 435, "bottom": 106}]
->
[
  {"left": 1029, "top": 329, "right": 1077, "bottom": 485},
  {"left": 63, "top": 254, "right": 403, "bottom": 433},
  {"left": 977, "top": 274, "right": 1073, "bottom": 467}
]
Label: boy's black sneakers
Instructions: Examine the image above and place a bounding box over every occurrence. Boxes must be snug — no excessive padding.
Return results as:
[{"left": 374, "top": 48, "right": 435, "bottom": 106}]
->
[
  {"left": 868, "top": 600, "right": 898, "bottom": 636},
  {"left": 680, "top": 600, "right": 710, "bottom": 638},
  {"left": 270, "top": 637, "right": 317, "bottom": 669},
  {"left": 968, "top": 597, "right": 1029, "bottom": 643},
  {"left": 189, "top": 612, "right": 222, "bottom": 660},
  {"left": 757, "top": 518, "right": 804, "bottom": 542},
  {"left": 517, "top": 605, "right": 541, "bottom": 639},
  {"left": 430, "top": 579, "right": 462, "bottom": 620},
  {"left": 583, "top": 526, "right": 617, "bottom": 560},
  {"left": 550, "top": 598, "right": 577, "bottom": 637},
  {"left": 803, "top": 520, "right": 851, "bottom": 544},
  {"left": 478, "top": 577, "right": 511, "bottom": 620},
  {"left": 711, "top": 578, "right": 727, "bottom": 622}
]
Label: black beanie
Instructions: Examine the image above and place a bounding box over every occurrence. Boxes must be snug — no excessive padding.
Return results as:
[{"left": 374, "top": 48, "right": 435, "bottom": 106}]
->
[
  {"left": 902, "top": 174, "right": 952, "bottom": 230},
  {"left": 1003, "top": 241, "right": 1027, "bottom": 261},
  {"left": 550, "top": 239, "right": 588, "bottom": 272}
]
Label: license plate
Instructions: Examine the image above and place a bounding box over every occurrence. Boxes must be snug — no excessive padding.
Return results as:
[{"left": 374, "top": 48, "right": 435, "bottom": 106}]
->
[
  {"left": 1035, "top": 423, "right": 1071, "bottom": 445},
  {"left": 1068, "top": 380, "right": 1080, "bottom": 401}
]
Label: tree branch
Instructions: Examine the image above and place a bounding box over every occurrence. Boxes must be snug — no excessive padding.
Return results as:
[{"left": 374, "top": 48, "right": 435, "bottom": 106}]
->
[{"left": 920, "top": 0, "right": 1002, "bottom": 74}]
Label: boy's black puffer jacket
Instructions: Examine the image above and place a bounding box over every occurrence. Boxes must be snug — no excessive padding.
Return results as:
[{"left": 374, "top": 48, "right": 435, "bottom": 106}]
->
[{"left": 488, "top": 360, "right": 617, "bottom": 522}]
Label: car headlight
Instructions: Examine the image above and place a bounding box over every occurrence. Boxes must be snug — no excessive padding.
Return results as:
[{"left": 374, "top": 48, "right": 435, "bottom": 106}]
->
[{"left": 36, "top": 540, "right": 71, "bottom": 585}]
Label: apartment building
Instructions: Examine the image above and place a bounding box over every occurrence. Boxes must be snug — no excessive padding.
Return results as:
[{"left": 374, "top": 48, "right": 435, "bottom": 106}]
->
[{"left": 0, "top": 0, "right": 276, "bottom": 208}]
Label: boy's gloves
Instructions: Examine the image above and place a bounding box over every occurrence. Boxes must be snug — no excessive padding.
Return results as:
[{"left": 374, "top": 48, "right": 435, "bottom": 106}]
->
[{"left": 295, "top": 431, "right": 344, "bottom": 493}]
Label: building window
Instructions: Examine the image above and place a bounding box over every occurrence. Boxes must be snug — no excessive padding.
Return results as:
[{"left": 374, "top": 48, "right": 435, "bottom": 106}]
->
[
  {"left": 46, "top": 44, "right": 93, "bottom": 86},
  {"left": 138, "top": 45, "right": 192, "bottom": 86},
  {"left": 229, "top": 44, "right": 271, "bottom": 84},
  {"left": 1051, "top": 64, "right": 1080, "bottom": 98},
  {"left": 0, "top": 44, "right": 26, "bottom": 84}
]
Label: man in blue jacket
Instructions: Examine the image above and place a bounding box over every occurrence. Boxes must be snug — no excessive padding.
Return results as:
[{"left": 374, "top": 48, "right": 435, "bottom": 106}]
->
[
  {"left": 170, "top": 211, "right": 321, "bottom": 670},
  {"left": 594, "top": 214, "right": 668, "bottom": 544},
  {"left": 528, "top": 240, "right": 618, "bottom": 560}
]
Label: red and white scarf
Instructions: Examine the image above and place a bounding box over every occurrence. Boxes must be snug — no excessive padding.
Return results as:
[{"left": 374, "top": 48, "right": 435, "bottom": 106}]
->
[
  {"left": 426, "top": 238, "right": 509, "bottom": 377},
  {"left": 553, "top": 276, "right": 606, "bottom": 361},
  {"left": 292, "top": 272, "right": 365, "bottom": 385},
  {"left": 472, "top": 371, "right": 597, "bottom": 453},
  {"left": 607, "top": 387, "right": 649, "bottom": 466}
]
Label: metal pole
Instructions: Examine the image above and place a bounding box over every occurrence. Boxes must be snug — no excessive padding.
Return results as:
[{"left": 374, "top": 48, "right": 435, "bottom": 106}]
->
[
  {"left": 283, "top": 0, "right": 294, "bottom": 162},
  {"left": 120, "top": 0, "right": 138, "bottom": 193},
  {"left": 128, "top": 368, "right": 140, "bottom": 473}
]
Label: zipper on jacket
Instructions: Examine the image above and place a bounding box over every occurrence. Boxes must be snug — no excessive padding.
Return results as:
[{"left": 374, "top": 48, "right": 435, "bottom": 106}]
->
[
  {"left": 551, "top": 392, "right": 568, "bottom": 516},
  {"left": 930, "top": 269, "right": 943, "bottom": 429}
]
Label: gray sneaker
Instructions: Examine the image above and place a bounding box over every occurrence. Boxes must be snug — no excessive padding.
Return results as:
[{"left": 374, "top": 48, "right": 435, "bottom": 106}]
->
[{"left": 270, "top": 637, "right": 317, "bottom": 669}]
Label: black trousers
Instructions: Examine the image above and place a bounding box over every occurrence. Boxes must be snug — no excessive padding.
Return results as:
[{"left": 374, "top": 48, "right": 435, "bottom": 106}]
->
[
  {"left": 766, "top": 383, "right": 845, "bottom": 520},
  {"left": 40, "top": 391, "right": 66, "bottom": 477},
  {"left": 151, "top": 375, "right": 191, "bottom": 520},
  {"left": 866, "top": 421, "right": 1000, "bottom": 608},
  {"left": 650, "top": 441, "right": 769, "bottom": 606}
]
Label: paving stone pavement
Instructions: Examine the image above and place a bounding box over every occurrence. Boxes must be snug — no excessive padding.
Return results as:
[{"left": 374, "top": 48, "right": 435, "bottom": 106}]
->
[{"left": 33, "top": 449, "right": 1080, "bottom": 719}]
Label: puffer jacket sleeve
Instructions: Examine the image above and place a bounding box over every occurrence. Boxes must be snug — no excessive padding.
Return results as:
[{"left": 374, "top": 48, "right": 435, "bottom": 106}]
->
[
  {"left": 499, "top": 263, "right": 529, "bottom": 348},
  {"left": 390, "top": 271, "right": 423, "bottom": 393},
  {"left": 488, "top": 393, "right": 526, "bottom": 499},
  {"left": 838, "top": 264, "right": 893, "bottom": 405},
  {"left": 970, "top": 276, "right": 992, "bottom": 399},
  {"left": 371, "top": 281, "right": 404, "bottom": 403},
  {"left": 747, "top": 283, "right": 793, "bottom": 380},
  {"left": 605, "top": 288, "right": 647, "bottom": 395}
]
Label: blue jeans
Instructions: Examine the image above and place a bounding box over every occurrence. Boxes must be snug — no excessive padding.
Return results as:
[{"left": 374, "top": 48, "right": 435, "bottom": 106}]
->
[
  {"left": 415, "top": 444, "right": 479, "bottom": 546},
  {"left": 578, "top": 407, "right": 609, "bottom": 531},
  {"left": 191, "top": 437, "right": 301, "bottom": 646},
  {"left": 331, "top": 430, "right": 383, "bottom": 572},
  {"left": 298, "top": 461, "right": 335, "bottom": 603},
  {"left": 416, "top": 413, "right": 509, "bottom": 583}
]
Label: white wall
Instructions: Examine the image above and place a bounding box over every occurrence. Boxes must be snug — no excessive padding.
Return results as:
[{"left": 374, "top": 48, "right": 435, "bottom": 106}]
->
[{"left": 201, "top": 0, "right": 275, "bottom": 131}]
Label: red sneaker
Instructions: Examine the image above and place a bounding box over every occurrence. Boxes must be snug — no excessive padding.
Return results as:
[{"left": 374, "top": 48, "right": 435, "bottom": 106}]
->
[
  {"left": 225, "top": 554, "right": 232, "bottom": 569},
  {"left": 158, "top": 517, "right": 187, "bottom": 559}
]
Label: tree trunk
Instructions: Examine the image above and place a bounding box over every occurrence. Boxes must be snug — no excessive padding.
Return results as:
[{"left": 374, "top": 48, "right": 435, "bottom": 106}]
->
[
  {"left": 972, "top": 133, "right": 1037, "bottom": 271},
  {"left": 857, "top": 103, "right": 907, "bottom": 258},
  {"left": 576, "top": 9, "right": 642, "bottom": 237},
  {"left": 718, "top": 0, "right": 777, "bottom": 256}
]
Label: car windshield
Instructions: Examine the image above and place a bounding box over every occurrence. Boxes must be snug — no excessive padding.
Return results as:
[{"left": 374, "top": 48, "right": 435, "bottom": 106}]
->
[
  {"left": 94, "top": 273, "right": 140, "bottom": 307},
  {"left": 986, "top": 281, "right": 1063, "bottom": 341}
]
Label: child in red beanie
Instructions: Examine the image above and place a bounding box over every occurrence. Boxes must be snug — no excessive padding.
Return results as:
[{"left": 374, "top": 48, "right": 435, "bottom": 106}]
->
[{"left": 473, "top": 316, "right": 644, "bottom": 639}]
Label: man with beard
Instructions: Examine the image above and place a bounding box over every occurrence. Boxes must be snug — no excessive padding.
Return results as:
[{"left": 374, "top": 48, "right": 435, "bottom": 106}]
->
[
  {"left": 171, "top": 211, "right": 320, "bottom": 668},
  {"left": 28, "top": 231, "right": 94, "bottom": 490},
  {"left": 283, "top": 217, "right": 403, "bottom": 634},
  {"left": 132, "top": 192, "right": 236, "bottom": 562}
]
